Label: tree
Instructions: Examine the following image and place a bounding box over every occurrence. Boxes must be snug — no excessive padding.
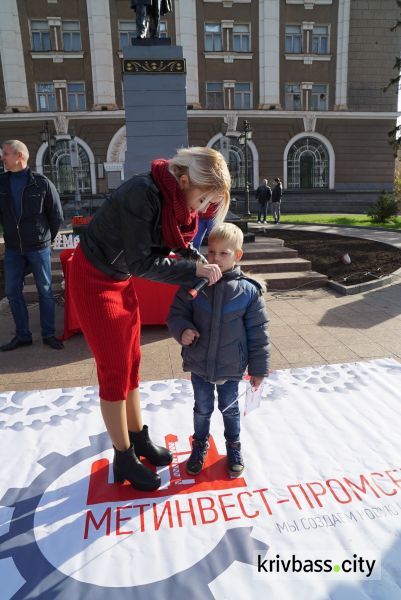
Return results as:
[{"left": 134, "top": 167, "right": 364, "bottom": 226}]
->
[{"left": 384, "top": 1, "right": 401, "bottom": 154}]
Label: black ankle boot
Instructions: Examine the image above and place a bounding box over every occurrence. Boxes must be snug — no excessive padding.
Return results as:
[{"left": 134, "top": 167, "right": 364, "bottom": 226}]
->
[
  {"left": 113, "top": 444, "right": 161, "bottom": 491},
  {"left": 129, "top": 425, "right": 172, "bottom": 466}
]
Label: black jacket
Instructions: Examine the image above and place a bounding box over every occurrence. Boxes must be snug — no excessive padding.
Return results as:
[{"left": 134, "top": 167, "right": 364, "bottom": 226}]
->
[
  {"left": 80, "top": 173, "right": 199, "bottom": 286},
  {"left": 271, "top": 183, "right": 283, "bottom": 203},
  {"left": 0, "top": 168, "right": 63, "bottom": 252},
  {"left": 255, "top": 184, "right": 272, "bottom": 204}
]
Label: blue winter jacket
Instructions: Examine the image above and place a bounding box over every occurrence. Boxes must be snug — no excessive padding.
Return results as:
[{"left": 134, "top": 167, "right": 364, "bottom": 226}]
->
[{"left": 167, "top": 266, "right": 270, "bottom": 383}]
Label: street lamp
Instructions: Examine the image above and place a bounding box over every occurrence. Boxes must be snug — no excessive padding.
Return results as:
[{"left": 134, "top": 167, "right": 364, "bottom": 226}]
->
[
  {"left": 40, "top": 121, "right": 56, "bottom": 181},
  {"left": 238, "top": 119, "right": 253, "bottom": 217},
  {"left": 68, "top": 134, "right": 81, "bottom": 215}
]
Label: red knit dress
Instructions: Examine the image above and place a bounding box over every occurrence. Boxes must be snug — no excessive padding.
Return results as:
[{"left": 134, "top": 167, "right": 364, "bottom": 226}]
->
[{"left": 69, "top": 244, "right": 141, "bottom": 401}]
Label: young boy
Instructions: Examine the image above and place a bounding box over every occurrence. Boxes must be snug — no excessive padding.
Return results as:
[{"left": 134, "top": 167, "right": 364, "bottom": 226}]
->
[{"left": 167, "top": 223, "right": 270, "bottom": 477}]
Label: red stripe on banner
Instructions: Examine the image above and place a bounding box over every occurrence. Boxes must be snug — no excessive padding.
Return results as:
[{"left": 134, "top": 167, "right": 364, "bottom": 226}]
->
[{"left": 86, "top": 434, "right": 247, "bottom": 505}]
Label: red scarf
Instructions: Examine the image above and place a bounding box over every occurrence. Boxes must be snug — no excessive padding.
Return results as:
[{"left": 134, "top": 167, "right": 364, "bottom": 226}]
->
[{"left": 151, "top": 159, "right": 198, "bottom": 249}]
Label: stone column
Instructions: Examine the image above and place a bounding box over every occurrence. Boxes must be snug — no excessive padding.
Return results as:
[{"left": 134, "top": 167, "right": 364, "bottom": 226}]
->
[
  {"left": 259, "top": 0, "right": 281, "bottom": 109},
  {"left": 86, "top": 0, "right": 117, "bottom": 109},
  {"left": 174, "top": 0, "right": 200, "bottom": 108},
  {"left": 0, "top": 0, "right": 30, "bottom": 111},
  {"left": 335, "top": 0, "right": 351, "bottom": 110}
]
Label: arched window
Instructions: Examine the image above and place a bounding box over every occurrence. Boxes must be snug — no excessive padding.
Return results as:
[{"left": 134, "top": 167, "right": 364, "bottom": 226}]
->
[
  {"left": 43, "top": 139, "right": 91, "bottom": 195},
  {"left": 212, "top": 136, "right": 253, "bottom": 191},
  {"left": 287, "top": 137, "right": 329, "bottom": 189}
]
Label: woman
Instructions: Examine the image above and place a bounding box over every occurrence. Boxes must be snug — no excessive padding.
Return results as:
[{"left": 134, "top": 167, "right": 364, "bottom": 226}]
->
[{"left": 69, "top": 147, "right": 230, "bottom": 491}]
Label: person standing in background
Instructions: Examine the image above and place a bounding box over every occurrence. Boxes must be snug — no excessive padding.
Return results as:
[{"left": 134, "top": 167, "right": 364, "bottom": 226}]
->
[
  {"left": 0, "top": 140, "right": 64, "bottom": 351},
  {"left": 271, "top": 177, "right": 283, "bottom": 224},
  {"left": 192, "top": 201, "right": 217, "bottom": 250},
  {"left": 255, "top": 179, "right": 272, "bottom": 223}
]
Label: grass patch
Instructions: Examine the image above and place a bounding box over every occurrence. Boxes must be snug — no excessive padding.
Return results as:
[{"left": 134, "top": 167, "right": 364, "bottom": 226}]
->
[{"left": 248, "top": 214, "right": 401, "bottom": 229}]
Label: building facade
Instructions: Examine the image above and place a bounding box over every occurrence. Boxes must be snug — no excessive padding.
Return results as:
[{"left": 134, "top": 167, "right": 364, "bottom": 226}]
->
[{"left": 0, "top": 0, "right": 399, "bottom": 211}]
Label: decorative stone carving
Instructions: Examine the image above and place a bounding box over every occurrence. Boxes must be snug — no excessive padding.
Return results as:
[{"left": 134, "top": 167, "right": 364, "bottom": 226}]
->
[
  {"left": 303, "top": 113, "right": 317, "bottom": 132},
  {"left": 54, "top": 115, "right": 69, "bottom": 135},
  {"left": 224, "top": 112, "right": 238, "bottom": 134}
]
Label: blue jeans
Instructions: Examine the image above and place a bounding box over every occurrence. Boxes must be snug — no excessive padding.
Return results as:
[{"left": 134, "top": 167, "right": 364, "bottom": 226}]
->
[
  {"left": 4, "top": 247, "right": 56, "bottom": 339},
  {"left": 191, "top": 373, "right": 240, "bottom": 442},
  {"left": 192, "top": 218, "right": 214, "bottom": 250},
  {"left": 257, "top": 203, "right": 268, "bottom": 221}
]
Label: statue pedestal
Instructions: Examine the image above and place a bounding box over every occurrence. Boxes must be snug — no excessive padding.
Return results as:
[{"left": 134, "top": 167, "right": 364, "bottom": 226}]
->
[{"left": 123, "top": 44, "right": 188, "bottom": 178}]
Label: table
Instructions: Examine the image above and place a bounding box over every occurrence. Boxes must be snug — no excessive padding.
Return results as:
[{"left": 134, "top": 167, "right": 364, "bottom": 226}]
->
[{"left": 59, "top": 249, "right": 179, "bottom": 340}]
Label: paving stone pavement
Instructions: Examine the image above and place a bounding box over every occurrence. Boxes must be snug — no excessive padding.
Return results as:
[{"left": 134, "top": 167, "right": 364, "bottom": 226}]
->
[{"left": 1, "top": 224, "right": 401, "bottom": 393}]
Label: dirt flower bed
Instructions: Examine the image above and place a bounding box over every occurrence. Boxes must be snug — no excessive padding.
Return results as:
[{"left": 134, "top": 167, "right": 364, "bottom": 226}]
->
[{"left": 262, "top": 229, "right": 401, "bottom": 286}]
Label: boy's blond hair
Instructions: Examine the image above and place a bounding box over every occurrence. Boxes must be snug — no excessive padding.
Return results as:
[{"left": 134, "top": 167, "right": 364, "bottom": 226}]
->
[{"left": 208, "top": 223, "right": 244, "bottom": 251}]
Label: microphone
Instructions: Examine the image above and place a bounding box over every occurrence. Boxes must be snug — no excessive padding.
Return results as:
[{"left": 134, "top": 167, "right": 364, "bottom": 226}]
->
[{"left": 187, "top": 278, "right": 209, "bottom": 300}]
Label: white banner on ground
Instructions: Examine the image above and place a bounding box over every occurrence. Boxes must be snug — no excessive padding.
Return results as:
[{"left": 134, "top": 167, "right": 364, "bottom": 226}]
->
[{"left": 0, "top": 359, "right": 401, "bottom": 599}]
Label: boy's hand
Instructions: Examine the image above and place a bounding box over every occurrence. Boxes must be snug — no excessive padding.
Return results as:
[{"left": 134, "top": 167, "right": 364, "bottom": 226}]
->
[
  {"left": 181, "top": 329, "right": 200, "bottom": 346},
  {"left": 250, "top": 375, "right": 264, "bottom": 389}
]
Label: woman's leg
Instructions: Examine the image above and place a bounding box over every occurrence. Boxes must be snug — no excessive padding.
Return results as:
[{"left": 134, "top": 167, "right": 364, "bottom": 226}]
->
[
  {"left": 126, "top": 388, "right": 142, "bottom": 432},
  {"left": 100, "top": 399, "right": 130, "bottom": 451}
]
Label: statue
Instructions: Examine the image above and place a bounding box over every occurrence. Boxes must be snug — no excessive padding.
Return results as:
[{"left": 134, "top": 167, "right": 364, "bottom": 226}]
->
[{"left": 130, "top": 0, "right": 173, "bottom": 39}]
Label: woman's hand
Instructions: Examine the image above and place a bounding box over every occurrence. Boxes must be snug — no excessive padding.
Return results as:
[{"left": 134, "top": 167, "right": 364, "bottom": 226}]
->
[
  {"left": 181, "top": 329, "right": 200, "bottom": 346},
  {"left": 195, "top": 262, "right": 222, "bottom": 285}
]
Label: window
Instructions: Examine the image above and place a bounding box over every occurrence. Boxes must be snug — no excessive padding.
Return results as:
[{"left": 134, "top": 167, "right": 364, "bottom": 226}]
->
[
  {"left": 206, "top": 82, "right": 224, "bottom": 109},
  {"left": 62, "top": 21, "right": 81, "bottom": 51},
  {"left": 31, "top": 20, "right": 51, "bottom": 51},
  {"left": 159, "top": 21, "right": 168, "bottom": 38},
  {"left": 234, "top": 83, "right": 251, "bottom": 109},
  {"left": 311, "top": 84, "right": 328, "bottom": 110},
  {"left": 37, "top": 83, "right": 56, "bottom": 111},
  {"left": 67, "top": 82, "right": 86, "bottom": 111},
  {"left": 43, "top": 139, "right": 92, "bottom": 195},
  {"left": 119, "top": 20, "right": 136, "bottom": 49},
  {"left": 285, "top": 84, "right": 302, "bottom": 110},
  {"left": 212, "top": 137, "right": 253, "bottom": 191},
  {"left": 205, "top": 23, "right": 222, "bottom": 52},
  {"left": 312, "top": 25, "right": 329, "bottom": 54},
  {"left": 287, "top": 137, "right": 329, "bottom": 189},
  {"left": 233, "top": 24, "right": 250, "bottom": 52},
  {"left": 285, "top": 25, "right": 302, "bottom": 53}
]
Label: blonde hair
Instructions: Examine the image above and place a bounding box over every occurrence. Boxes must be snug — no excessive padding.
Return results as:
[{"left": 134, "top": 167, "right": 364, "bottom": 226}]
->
[
  {"left": 208, "top": 223, "right": 244, "bottom": 252},
  {"left": 2, "top": 140, "right": 29, "bottom": 162},
  {"left": 168, "top": 146, "right": 231, "bottom": 224}
]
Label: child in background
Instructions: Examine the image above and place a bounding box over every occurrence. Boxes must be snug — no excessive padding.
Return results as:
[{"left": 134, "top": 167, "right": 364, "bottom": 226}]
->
[{"left": 167, "top": 223, "right": 270, "bottom": 477}]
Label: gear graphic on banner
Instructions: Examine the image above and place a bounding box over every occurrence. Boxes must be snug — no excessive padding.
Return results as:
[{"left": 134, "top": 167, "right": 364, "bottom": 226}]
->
[{"left": 0, "top": 432, "right": 268, "bottom": 599}]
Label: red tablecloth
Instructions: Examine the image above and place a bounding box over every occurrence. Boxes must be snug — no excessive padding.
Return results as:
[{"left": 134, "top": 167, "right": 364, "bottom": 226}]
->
[{"left": 59, "top": 249, "right": 179, "bottom": 340}]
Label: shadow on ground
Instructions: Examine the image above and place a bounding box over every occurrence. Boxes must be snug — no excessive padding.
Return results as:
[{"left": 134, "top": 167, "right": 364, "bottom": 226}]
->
[{"left": 318, "top": 283, "right": 401, "bottom": 329}]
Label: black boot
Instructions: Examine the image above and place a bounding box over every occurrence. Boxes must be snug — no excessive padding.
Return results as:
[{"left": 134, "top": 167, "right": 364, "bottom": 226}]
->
[
  {"left": 186, "top": 437, "right": 210, "bottom": 475},
  {"left": 113, "top": 444, "right": 161, "bottom": 491},
  {"left": 129, "top": 425, "right": 172, "bottom": 466}
]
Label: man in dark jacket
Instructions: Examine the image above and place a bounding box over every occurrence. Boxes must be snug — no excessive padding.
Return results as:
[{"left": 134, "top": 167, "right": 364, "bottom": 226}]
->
[
  {"left": 271, "top": 177, "right": 283, "bottom": 224},
  {"left": 255, "top": 179, "right": 272, "bottom": 223},
  {"left": 0, "top": 140, "right": 64, "bottom": 351},
  {"left": 131, "top": 0, "right": 172, "bottom": 38}
]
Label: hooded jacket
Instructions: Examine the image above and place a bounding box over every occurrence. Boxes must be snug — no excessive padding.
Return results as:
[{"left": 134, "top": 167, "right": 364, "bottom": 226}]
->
[
  {"left": 0, "top": 168, "right": 63, "bottom": 252},
  {"left": 80, "top": 172, "right": 202, "bottom": 286},
  {"left": 167, "top": 266, "right": 270, "bottom": 383}
]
